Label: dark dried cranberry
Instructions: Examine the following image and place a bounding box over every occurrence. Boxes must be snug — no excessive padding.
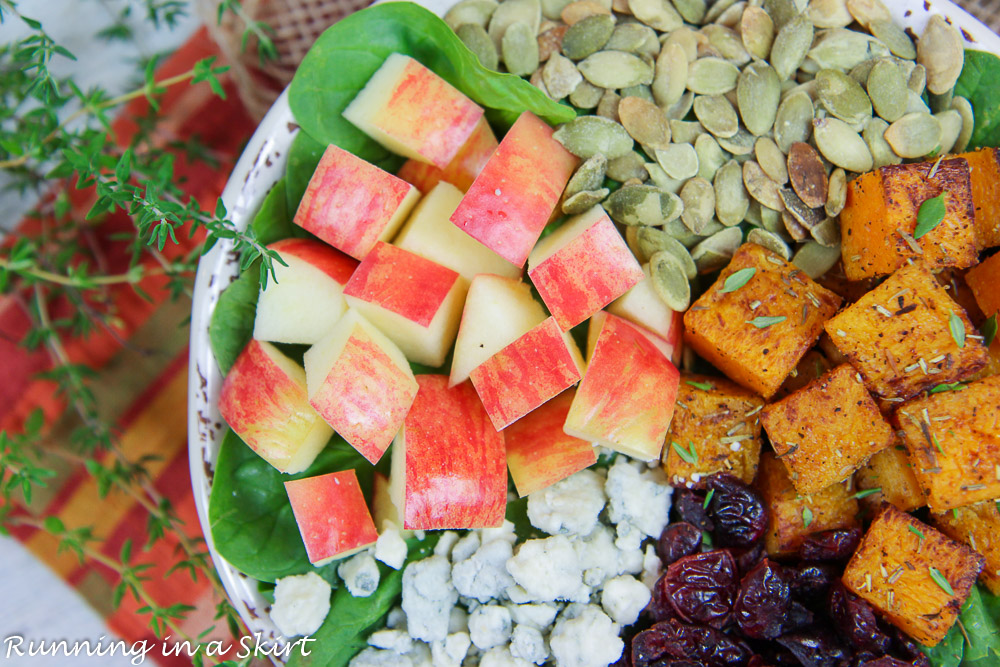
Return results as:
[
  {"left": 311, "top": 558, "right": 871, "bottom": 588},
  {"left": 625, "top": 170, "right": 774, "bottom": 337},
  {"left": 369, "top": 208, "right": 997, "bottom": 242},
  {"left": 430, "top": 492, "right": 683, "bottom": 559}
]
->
[
  {"left": 787, "top": 562, "right": 839, "bottom": 602},
  {"left": 674, "top": 490, "right": 714, "bottom": 531},
  {"left": 647, "top": 573, "right": 679, "bottom": 623},
  {"left": 735, "top": 558, "right": 791, "bottom": 639},
  {"left": 857, "top": 659, "right": 915, "bottom": 667},
  {"left": 658, "top": 522, "right": 703, "bottom": 566},
  {"left": 665, "top": 550, "right": 738, "bottom": 628},
  {"left": 887, "top": 626, "right": 931, "bottom": 667},
  {"left": 776, "top": 628, "right": 851, "bottom": 667},
  {"left": 800, "top": 528, "right": 863, "bottom": 562},
  {"left": 732, "top": 541, "right": 766, "bottom": 576},
  {"left": 784, "top": 601, "right": 815, "bottom": 633},
  {"left": 706, "top": 473, "right": 768, "bottom": 547},
  {"left": 637, "top": 619, "right": 752, "bottom": 667},
  {"left": 829, "top": 582, "right": 891, "bottom": 654},
  {"left": 747, "top": 658, "right": 770, "bottom": 667},
  {"left": 632, "top": 628, "right": 672, "bottom": 667}
]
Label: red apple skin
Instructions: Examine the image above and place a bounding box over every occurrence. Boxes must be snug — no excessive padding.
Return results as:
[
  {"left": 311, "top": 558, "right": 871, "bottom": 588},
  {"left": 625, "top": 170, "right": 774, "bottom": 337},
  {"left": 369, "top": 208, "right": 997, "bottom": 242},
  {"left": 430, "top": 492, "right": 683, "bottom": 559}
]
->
[
  {"left": 470, "top": 317, "right": 583, "bottom": 431},
  {"left": 293, "top": 144, "right": 417, "bottom": 260},
  {"left": 285, "top": 470, "right": 379, "bottom": 565},
  {"left": 567, "top": 313, "right": 680, "bottom": 460},
  {"left": 666, "top": 310, "right": 684, "bottom": 366},
  {"left": 529, "top": 214, "right": 645, "bottom": 330},
  {"left": 450, "top": 112, "right": 579, "bottom": 267},
  {"left": 269, "top": 238, "right": 358, "bottom": 285},
  {"left": 310, "top": 327, "right": 418, "bottom": 465},
  {"left": 402, "top": 375, "right": 506, "bottom": 530},
  {"left": 342, "top": 242, "right": 462, "bottom": 327},
  {"left": 396, "top": 117, "right": 498, "bottom": 193},
  {"left": 505, "top": 389, "right": 597, "bottom": 497}
]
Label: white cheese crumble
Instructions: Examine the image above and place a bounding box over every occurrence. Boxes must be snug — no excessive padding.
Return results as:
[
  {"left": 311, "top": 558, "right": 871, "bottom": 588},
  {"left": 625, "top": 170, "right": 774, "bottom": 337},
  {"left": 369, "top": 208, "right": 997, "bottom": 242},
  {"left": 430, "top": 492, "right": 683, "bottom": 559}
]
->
[
  {"left": 367, "top": 628, "right": 412, "bottom": 654},
  {"left": 374, "top": 521, "right": 407, "bottom": 570},
  {"left": 601, "top": 575, "right": 652, "bottom": 625},
  {"left": 479, "top": 646, "right": 534, "bottom": 666},
  {"left": 605, "top": 459, "right": 673, "bottom": 543},
  {"left": 506, "top": 535, "right": 583, "bottom": 602},
  {"left": 401, "top": 554, "right": 458, "bottom": 642},
  {"left": 269, "top": 571, "right": 331, "bottom": 638},
  {"left": 469, "top": 604, "right": 513, "bottom": 650},
  {"left": 453, "top": 538, "right": 516, "bottom": 603},
  {"left": 338, "top": 552, "right": 380, "bottom": 598},
  {"left": 527, "top": 469, "right": 606, "bottom": 538},
  {"left": 548, "top": 605, "right": 624, "bottom": 667},
  {"left": 510, "top": 624, "right": 548, "bottom": 665},
  {"left": 430, "top": 632, "right": 471, "bottom": 667}
]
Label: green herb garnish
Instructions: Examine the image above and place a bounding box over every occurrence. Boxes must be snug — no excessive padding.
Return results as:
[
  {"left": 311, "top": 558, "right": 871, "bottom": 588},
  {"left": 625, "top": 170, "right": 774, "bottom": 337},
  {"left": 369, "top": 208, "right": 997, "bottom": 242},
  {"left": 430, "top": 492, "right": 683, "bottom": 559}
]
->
[
  {"left": 686, "top": 380, "right": 715, "bottom": 391},
  {"left": 719, "top": 267, "right": 756, "bottom": 294},
  {"left": 671, "top": 440, "right": 699, "bottom": 465},
  {"left": 746, "top": 315, "right": 787, "bottom": 328},
  {"left": 913, "top": 193, "right": 947, "bottom": 239},
  {"left": 853, "top": 488, "right": 882, "bottom": 500},
  {"left": 909, "top": 525, "right": 926, "bottom": 540},
  {"left": 929, "top": 567, "right": 955, "bottom": 596},
  {"left": 949, "top": 310, "right": 966, "bottom": 349},
  {"left": 703, "top": 488, "right": 715, "bottom": 509},
  {"left": 983, "top": 314, "right": 997, "bottom": 348},
  {"left": 933, "top": 433, "right": 945, "bottom": 454},
  {"left": 802, "top": 507, "right": 814, "bottom": 528},
  {"left": 930, "top": 382, "right": 967, "bottom": 393}
]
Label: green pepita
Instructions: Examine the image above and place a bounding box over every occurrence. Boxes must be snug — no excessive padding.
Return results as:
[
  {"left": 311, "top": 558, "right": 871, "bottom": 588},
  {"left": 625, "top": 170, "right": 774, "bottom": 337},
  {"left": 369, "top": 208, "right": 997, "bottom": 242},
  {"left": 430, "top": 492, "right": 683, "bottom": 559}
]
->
[
  {"left": 638, "top": 227, "right": 697, "bottom": 279},
  {"left": 488, "top": 0, "right": 541, "bottom": 49},
  {"left": 813, "top": 117, "right": 874, "bottom": 172},
  {"left": 542, "top": 0, "right": 574, "bottom": 19},
  {"left": 792, "top": 241, "right": 842, "bottom": 279},
  {"left": 652, "top": 43, "right": 688, "bottom": 108},
  {"left": 917, "top": 14, "right": 964, "bottom": 96},
  {"left": 563, "top": 188, "right": 611, "bottom": 214},
  {"left": 606, "top": 22, "right": 659, "bottom": 54},
  {"left": 862, "top": 116, "right": 901, "bottom": 168},
  {"left": 866, "top": 58, "right": 908, "bottom": 123},
  {"left": 770, "top": 15, "right": 814, "bottom": 81},
  {"left": 755, "top": 137, "right": 788, "bottom": 185},
  {"left": 807, "top": 28, "right": 889, "bottom": 72},
  {"left": 695, "top": 133, "right": 728, "bottom": 182},
  {"left": 691, "top": 227, "right": 742, "bottom": 273},
  {"left": 627, "top": 0, "right": 683, "bottom": 32},
  {"left": 703, "top": 0, "right": 738, "bottom": 24},
  {"left": 694, "top": 94, "right": 740, "bottom": 139},
  {"left": 663, "top": 217, "right": 704, "bottom": 246},
  {"left": 687, "top": 57, "right": 741, "bottom": 95},
  {"left": 846, "top": 0, "right": 890, "bottom": 29},
  {"left": 579, "top": 50, "right": 654, "bottom": 89},
  {"left": 883, "top": 112, "right": 942, "bottom": 159},
  {"left": 737, "top": 61, "right": 782, "bottom": 136},
  {"left": 741, "top": 6, "right": 775, "bottom": 60},
  {"left": 869, "top": 19, "right": 916, "bottom": 60},
  {"left": 562, "top": 14, "right": 616, "bottom": 60},
  {"left": 543, "top": 53, "right": 584, "bottom": 100},
  {"left": 714, "top": 159, "right": 750, "bottom": 227},
  {"left": 619, "top": 96, "right": 672, "bottom": 149},
  {"left": 680, "top": 177, "right": 716, "bottom": 233},
  {"left": 934, "top": 109, "right": 963, "bottom": 156},
  {"left": 503, "top": 22, "right": 541, "bottom": 76},
  {"left": 774, "top": 91, "right": 815, "bottom": 153},
  {"left": 806, "top": 0, "right": 852, "bottom": 28},
  {"left": 702, "top": 25, "right": 751, "bottom": 66},
  {"left": 665, "top": 91, "right": 695, "bottom": 120},
  {"left": 445, "top": 0, "right": 499, "bottom": 30},
  {"left": 606, "top": 184, "right": 683, "bottom": 225},
  {"left": 816, "top": 69, "right": 873, "bottom": 127},
  {"left": 669, "top": 120, "right": 705, "bottom": 145},
  {"left": 607, "top": 151, "right": 650, "bottom": 182},
  {"left": 763, "top": 0, "right": 801, "bottom": 30},
  {"left": 810, "top": 217, "right": 841, "bottom": 247},
  {"left": 674, "top": 0, "right": 708, "bottom": 23},
  {"left": 597, "top": 89, "right": 621, "bottom": 121},
  {"left": 748, "top": 228, "right": 793, "bottom": 259},
  {"left": 655, "top": 143, "right": 700, "bottom": 180},
  {"left": 825, "top": 167, "right": 847, "bottom": 217},
  {"left": 456, "top": 24, "right": 500, "bottom": 71},
  {"left": 569, "top": 80, "right": 605, "bottom": 108},
  {"left": 554, "top": 115, "right": 635, "bottom": 158},
  {"left": 743, "top": 160, "right": 785, "bottom": 211},
  {"left": 716, "top": 127, "right": 757, "bottom": 156},
  {"left": 780, "top": 186, "right": 824, "bottom": 229},
  {"left": 649, "top": 250, "right": 691, "bottom": 310},
  {"left": 951, "top": 96, "right": 974, "bottom": 154},
  {"left": 565, "top": 154, "right": 608, "bottom": 198}
]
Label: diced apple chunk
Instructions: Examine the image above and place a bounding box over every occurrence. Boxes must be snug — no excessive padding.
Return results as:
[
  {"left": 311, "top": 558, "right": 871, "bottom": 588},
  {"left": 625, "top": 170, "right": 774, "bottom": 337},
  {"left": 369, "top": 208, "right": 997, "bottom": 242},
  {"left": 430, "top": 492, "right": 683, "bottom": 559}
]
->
[
  {"left": 396, "top": 117, "right": 498, "bottom": 193},
  {"left": 607, "top": 264, "right": 684, "bottom": 365},
  {"left": 285, "top": 470, "right": 378, "bottom": 566}
]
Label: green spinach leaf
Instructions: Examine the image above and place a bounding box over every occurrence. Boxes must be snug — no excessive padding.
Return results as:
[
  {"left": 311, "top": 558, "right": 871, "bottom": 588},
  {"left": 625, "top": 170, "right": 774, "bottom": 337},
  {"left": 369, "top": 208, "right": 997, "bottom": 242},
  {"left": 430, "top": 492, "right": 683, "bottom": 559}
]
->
[
  {"left": 954, "top": 50, "right": 1000, "bottom": 150},
  {"left": 285, "top": 130, "right": 336, "bottom": 218},
  {"left": 921, "top": 584, "right": 1000, "bottom": 667},
  {"left": 208, "top": 264, "right": 260, "bottom": 375},
  {"left": 288, "top": 2, "right": 574, "bottom": 159},
  {"left": 253, "top": 179, "right": 297, "bottom": 246}
]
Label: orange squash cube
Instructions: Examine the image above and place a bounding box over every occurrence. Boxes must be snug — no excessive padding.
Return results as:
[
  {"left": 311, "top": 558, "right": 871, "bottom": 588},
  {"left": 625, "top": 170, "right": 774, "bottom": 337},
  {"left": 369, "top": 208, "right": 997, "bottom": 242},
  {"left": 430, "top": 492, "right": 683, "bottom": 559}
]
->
[
  {"left": 932, "top": 501, "right": 1000, "bottom": 595},
  {"left": 954, "top": 147, "right": 1000, "bottom": 249},
  {"left": 854, "top": 443, "right": 926, "bottom": 513},
  {"left": 965, "top": 251, "right": 1000, "bottom": 319}
]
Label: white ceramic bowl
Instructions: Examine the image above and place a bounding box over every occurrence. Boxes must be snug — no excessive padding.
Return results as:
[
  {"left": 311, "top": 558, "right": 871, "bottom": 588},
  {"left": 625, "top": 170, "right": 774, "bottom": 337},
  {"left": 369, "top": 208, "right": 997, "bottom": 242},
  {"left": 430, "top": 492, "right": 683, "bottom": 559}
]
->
[{"left": 188, "top": 0, "right": 1000, "bottom": 654}]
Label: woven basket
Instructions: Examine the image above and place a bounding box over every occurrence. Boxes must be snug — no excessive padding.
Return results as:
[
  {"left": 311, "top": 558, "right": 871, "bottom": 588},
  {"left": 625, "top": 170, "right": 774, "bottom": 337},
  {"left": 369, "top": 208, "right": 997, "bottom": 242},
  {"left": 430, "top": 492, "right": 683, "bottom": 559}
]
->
[{"left": 198, "top": 0, "right": 373, "bottom": 120}]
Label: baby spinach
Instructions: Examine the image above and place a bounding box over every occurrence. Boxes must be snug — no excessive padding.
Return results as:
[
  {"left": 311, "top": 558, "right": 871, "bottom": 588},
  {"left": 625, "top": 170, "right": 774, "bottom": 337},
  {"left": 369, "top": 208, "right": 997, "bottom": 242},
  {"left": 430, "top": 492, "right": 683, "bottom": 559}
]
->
[
  {"left": 288, "top": 1, "right": 574, "bottom": 160},
  {"left": 253, "top": 179, "right": 297, "bottom": 245},
  {"left": 208, "top": 263, "right": 259, "bottom": 376},
  {"left": 922, "top": 585, "right": 1000, "bottom": 667},
  {"left": 955, "top": 50, "right": 1000, "bottom": 150}
]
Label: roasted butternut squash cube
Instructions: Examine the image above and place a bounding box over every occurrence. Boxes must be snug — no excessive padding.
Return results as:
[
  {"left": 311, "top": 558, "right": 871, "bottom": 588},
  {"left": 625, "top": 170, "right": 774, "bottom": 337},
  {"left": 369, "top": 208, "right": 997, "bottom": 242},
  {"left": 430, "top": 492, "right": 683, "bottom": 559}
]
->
[
  {"left": 761, "top": 364, "right": 895, "bottom": 495},
  {"left": 756, "top": 451, "right": 860, "bottom": 557},
  {"left": 965, "top": 251, "right": 1000, "bottom": 319},
  {"left": 817, "top": 260, "right": 879, "bottom": 305},
  {"left": 973, "top": 338, "right": 1000, "bottom": 380},
  {"left": 894, "top": 375, "right": 1000, "bottom": 512},
  {"left": 777, "top": 349, "right": 831, "bottom": 396},
  {"left": 684, "top": 243, "right": 842, "bottom": 399},
  {"left": 854, "top": 444, "right": 926, "bottom": 513},
  {"left": 933, "top": 501, "right": 1000, "bottom": 595},
  {"left": 662, "top": 373, "right": 765, "bottom": 488},
  {"left": 841, "top": 158, "right": 977, "bottom": 280},
  {"left": 843, "top": 503, "right": 984, "bottom": 646},
  {"left": 825, "top": 261, "right": 989, "bottom": 400},
  {"left": 955, "top": 147, "right": 1000, "bottom": 250}
]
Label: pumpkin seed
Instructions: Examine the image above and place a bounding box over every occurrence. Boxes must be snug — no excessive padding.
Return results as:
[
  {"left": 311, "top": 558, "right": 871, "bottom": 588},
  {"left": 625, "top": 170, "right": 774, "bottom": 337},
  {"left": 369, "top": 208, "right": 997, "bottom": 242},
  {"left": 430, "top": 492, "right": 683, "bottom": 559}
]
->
[
  {"left": 866, "top": 58, "right": 908, "bottom": 123},
  {"left": 759, "top": 203, "right": 786, "bottom": 234},
  {"left": 785, "top": 142, "right": 828, "bottom": 209},
  {"left": 695, "top": 134, "right": 728, "bottom": 182},
  {"left": 503, "top": 22, "right": 541, "bottom": 76},
  {"left": 782, "top": 210, "right": 809, "bottom": 241},
  {"left": 816, "top": 69, "right": 873, "bottom": 127},
  {"left": 445, "top": 0, "right": 499, "bottom": 30},
  {"left": 670, "top": 119, "right": 705, "bottom": 144},
  {"left": 743, "top": 160, "right": 786, "bottom": 211},
  {"left": 935, "top": 109, "right": 963, "bottom": 155},
  {"left": 638, "top": 227, "right": 697, "bottom": 278},
  {"left": 846, "top": 0, "right": 890, "bottom": 29},
  {"left": 918, "top": 14, "right": 964, "bottom": 96},
  {"left": 825, "top": 167, "right": 847, "bottom": 217},
  {"left": 849, "top": 59, "right": 877, "bottom": 86},
  {"left": 569, "top": 79, "right": 604, "bottom": 108},
  {"left": 622, "top": 177, "right": 645, "bottom": 187},
  {"left": 561, "top": 0, "right": 612, "bottom": 25},
  {"left": 543, "top": 53, "right": 584, "bottom": 100},
  {"left": 680, "top": 177, "right": 716, "bottom": 234},
  {"left": 489, "top": 0, "right": 541, "bottom": 49},
  {"left": 704, "top": 0, "right": 738, "bottom": 24},
  {"left": 542, "top": 0, "right": 574, "bottom": 19},
  {"left": 771, "top": 15, "right": 814, "bottom": 81},
  {"left": 627, "top": 0, "right": 683, "bottom": 32},
  {"left": 687, "top": 58, "right": 741, "bottom": 96},
  {"left": 748, "top": 228, "right": 793, "bottom": 259},
  {"left": 862, "top": 116, "right": 901, "bottom": 168},
  {"left": 665, "top": 91, "right": 695, "bottom": 121},
  {"left": 806, "top": 0, "right": 852, "bottom": 28},
  {"left": 606, "top": 22, "right": 659, "bottom": 54},
  {"left": 702, "top": 25, "right": 751, "bottom": 66},
  {"left": 755, "top": 137, "right": 788, "bottom": 184},
  {"left": 715, "top": 1, "right": 748, "bottom": 29},
  {"left": 457, "top": 24, "right": 500, "bottom": 71},
  {"left": 607, "top": 151, "right": 650, "bottom": 181},
  {"left": 929, "top": 89, "right": 954, "bottom": 114},
  {"left": 716, "top": 127, "right": 756, "bottom": 155},
  {"left": 563, "top": 188, "right": 611, "bottom": 214},
  {"left": 655, "top": 144, "right": 700, "bottom": 180},
  {"left": 562, "top": 14, "right": 615, "bottom": 60},
  {"left": 905, "top": 89, "right": 931, "bottom": 116},
  {"left": 649, "top": 250, "right": 691, "bottom": 310},
  {"left": 554, "top": 115, "right": 635, "bottom": 158},
  {"left": 714, "top": 159, "right": 750, "bottom": 227},
  {"left": 691, "top": 227, "right": 742, "bottom": 273},
  {"left": 792, "top": 241, "right": 841, "bottom": 279},
  {"left": 883, "top": 112, "right": 941, "bottom": 159},
  {"left": 606, "top": 184, "right": 683, "bottom": 225},
  {"left": 780, "top": 185, "right": 824, "bottom": 229},
  {"left": 617, "top": 97, "right": 670, "bottom": 149},
  {"left": 621, "top": 84, "right": 655, "bottom": 102},
  {"left": 807, "top": 29, "right": 889, "bottom": 71},
  {"left": 774, "top": 91, "right": 814, "bottom": 153},
  {"left": 740, "top": 6, "right": 775, "bottom": 60},
  {"left": 565, "top": 154, "right": 608, "bottom": 198},
  {"left": 907, "top": 64, "right": 927, "bottom": 95},
  {"left": 597, "top": 89, "right": 621, "bottom": 120},
  {"left": 538, "top": 24, "right": 568, "bottom": 62},
  {"left": 579, "top": 50, "right": 654, "bottom": 89},
  {"left": 763, "top": 0, "right": 801, "bottom": 30},
  {"left": 694, "top": 94, "right": 740, "bottom": 139},
  {"left": 737, "top": 62, "right": 781, "bottom": 136},
  {"left": 674, "top": 0, "right": 707, "bottom": 24},
  {"left": 664, "top": 217, "right": 704, "bottom": 246},
  {"left": 813, "top": 117, "right": 874, "bottom": 172},
  {"left": 652, "top": 43, "right": 688, "bottom": 108},
  {"left": 869, "top": 19, "right": 916, "bottom": 60},
  {"left": 951, "top": 96, "right": 974, "bottom": 153},
  {"left": 645, "top": 163, "right": 684, "bottom": 193},
  {"left": 663, "top": 27, "right": 702, "bottom": 63},
  {"left": 810, "top": 217, "right": 841, "bottom": 247}
]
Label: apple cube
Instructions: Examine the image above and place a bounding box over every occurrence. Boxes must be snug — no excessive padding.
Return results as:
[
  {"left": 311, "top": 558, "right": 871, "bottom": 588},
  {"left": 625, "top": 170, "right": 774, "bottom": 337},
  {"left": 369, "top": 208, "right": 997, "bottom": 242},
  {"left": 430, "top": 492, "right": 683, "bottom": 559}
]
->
[
  {"left": 293, "top": 144, "right": 419, "bottom": 260},
  {"left": 219, "top": 340, "right": 333, "bottom": 474},
  {"left": 505, "top": 389, "right": 597, "bottom": 497},
  {"left": 450, "top": 274, "right": 547, "bottom": 386},
  {"left": 470, "top": 317, "right": 585, "bottom": 430},
  {"left": 285, "top": 470, "right": 378, "bottom": 566},
  {"left": 343, "top": 53, "right": 484, "bottom": 168},
  {"left": 450, "top": 111, "right": 579, "bottom": 267},
  {"left": 528, "top": 206, "right": 644, "bottom": 331},
  {"left": 343, "top": 242, "right": 467, "bottom": 368},
  {"left": 607, "top": 263, "right": 684, "bottom": 365},
  {"left": 566, "top": 312, "right": 680, "bottom": 461},
  {"left": 389, "top": 375, "right": 506, "bottom": 530},
  {"left": 303, "top": 310, "right": 418, "bottom": 465},
  {"left": 253, "top": 238, "right": 358, "bottom": 345},
  {"left": 396, "top": 117, "right": 498, "bottom": 193},
  {"left": 393, "top": 181, "right": 520, "bottom": 282}
]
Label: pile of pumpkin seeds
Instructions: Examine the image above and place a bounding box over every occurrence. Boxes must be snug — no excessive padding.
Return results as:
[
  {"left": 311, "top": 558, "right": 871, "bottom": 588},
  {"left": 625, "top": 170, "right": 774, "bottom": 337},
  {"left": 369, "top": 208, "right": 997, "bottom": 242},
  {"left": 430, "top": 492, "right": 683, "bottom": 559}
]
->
[{"left": 444, "top": 0, "right": 973, "bottom": 311}]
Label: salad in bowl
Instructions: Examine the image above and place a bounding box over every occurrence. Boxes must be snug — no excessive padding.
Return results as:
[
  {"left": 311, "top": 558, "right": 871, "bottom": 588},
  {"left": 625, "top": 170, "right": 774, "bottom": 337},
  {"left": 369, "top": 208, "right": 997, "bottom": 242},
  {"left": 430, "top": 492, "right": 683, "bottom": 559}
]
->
[{"left": 188, "top": 0, "right": 1000, "bottom": 664}]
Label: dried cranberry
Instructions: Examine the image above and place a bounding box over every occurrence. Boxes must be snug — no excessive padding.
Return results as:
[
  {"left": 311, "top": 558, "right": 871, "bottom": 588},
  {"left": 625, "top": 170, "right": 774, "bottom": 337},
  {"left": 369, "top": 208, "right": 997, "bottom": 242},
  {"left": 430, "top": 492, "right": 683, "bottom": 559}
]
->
[
  {"left": 857, "top": 659, "right": 916, "bottom": 667},
  {"left": 732, "top": 541, "right": 766, "bottom": 576},
  {"left": 829, "top": 582, "right": 891, "bottom": 654},
  {"left": 887, "top": 627, "right": 931, "bottom": 667},
  {"left": 647, "top": 573, "right": 679, "bottom": 623},
  {"left": 800, "top": 528, "right": 863, "bottom": 562},
  {"left": 658, "top": 522, "right": 703, "bottom": 566},
  {"left": 776, "top": 628, "right": 851, "bottom": 667},
  {"left": 665, "top": 550, "right": 738, "bottom": 628},
  {"left": 637, "top": 619, "right": 752, "bottom": 667},
  {"left": 674, "top": 490, "right": 714, "bottom": 531},
  {"left": 705, "top": 473, "right": 768, "bottom": 547},
  {"left": 632, "top": 628, "right": 672, "bottom": 667},
  {"left": 784, "top": 601, "right": 815, "bottom": 633},
  {"left": 787, "top": 562, "right": 839, "bottom": 602},
  {"left": 747, "top": 658, "right": 770, "bottom": 667},
  {"left": 735, "top": 558, "right": 791, "bottom": 639}
]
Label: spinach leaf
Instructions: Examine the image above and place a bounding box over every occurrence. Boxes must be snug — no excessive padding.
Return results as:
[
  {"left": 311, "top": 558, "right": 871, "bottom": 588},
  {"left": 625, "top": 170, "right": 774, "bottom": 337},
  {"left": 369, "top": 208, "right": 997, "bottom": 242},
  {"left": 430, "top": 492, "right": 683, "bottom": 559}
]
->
[
  {"left": 920, "top": 584, "right": 1000, "bottom": 667},
  {"left": 954, "top": 50, "right": 1000, "bottom": 150},
  {"left": 922, "top": 623, "right": 964, "bottom": 667},
  {"left": 208, "top": 264, "right": 260, "bottom": 375},
  {"left": 288, "top": 2, "right": 574, "bottom": 157},
  {"left": 284, "top": 130, "right": 336, "bottom": 218},
  {"left": 253, "top": 179, "right": 297, "bottom": 246},
  {"left": 208, "top": 429, "right": 374, "bottom": 582}
]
